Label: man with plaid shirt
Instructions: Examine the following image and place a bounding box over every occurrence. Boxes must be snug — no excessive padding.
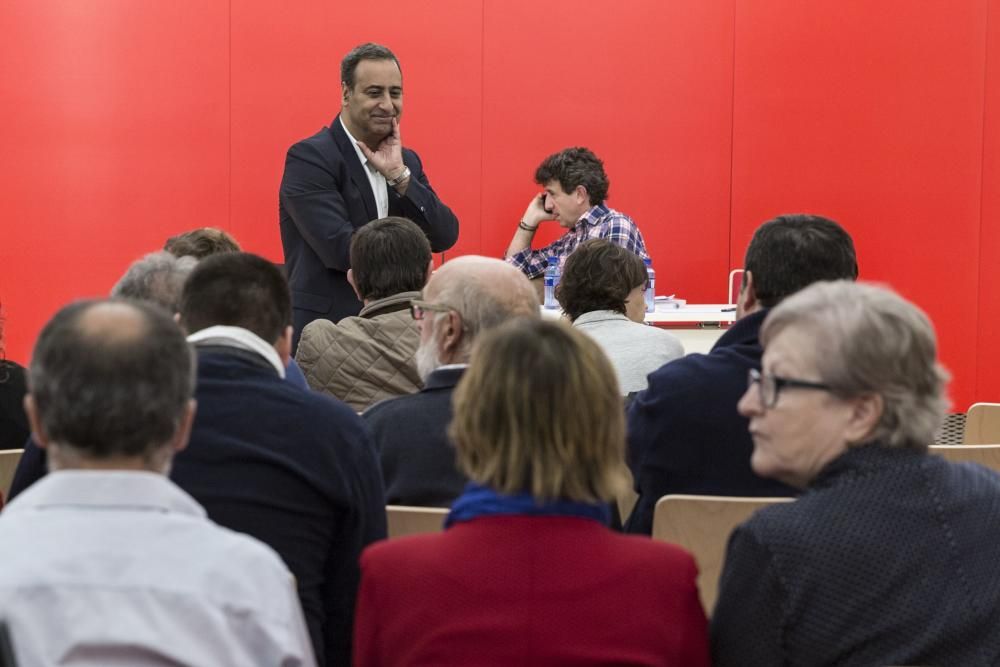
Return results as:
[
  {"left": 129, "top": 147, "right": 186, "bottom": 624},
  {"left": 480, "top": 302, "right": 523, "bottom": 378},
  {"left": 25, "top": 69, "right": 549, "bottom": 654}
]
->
[{"left": 505, "top": 147, "right": 649, "bottom": 282}]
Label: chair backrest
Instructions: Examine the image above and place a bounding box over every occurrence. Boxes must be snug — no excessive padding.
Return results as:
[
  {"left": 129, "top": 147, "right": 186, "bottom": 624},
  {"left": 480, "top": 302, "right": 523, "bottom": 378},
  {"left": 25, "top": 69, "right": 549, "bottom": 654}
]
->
[
  {"left": 652, "top": 494, "right": 792, "bottom": 613},
  {"left": 963, "top": 403, "right": 1000, "bottom": 444},
  {"left": 929, "top": 444, "right": 1000, "bottom": 473},
  {"left": 386, "top": 505, "right": 449, "bottom": 539},
  {"left": 0, "top": 449, "right": 24, "bottom": 502}
]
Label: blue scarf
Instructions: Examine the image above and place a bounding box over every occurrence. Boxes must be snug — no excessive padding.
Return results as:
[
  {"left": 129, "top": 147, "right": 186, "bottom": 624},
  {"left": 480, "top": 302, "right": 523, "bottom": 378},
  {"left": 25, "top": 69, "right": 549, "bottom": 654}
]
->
[{"left": 445, "top": 483, "right": 610, "bottom": 528}]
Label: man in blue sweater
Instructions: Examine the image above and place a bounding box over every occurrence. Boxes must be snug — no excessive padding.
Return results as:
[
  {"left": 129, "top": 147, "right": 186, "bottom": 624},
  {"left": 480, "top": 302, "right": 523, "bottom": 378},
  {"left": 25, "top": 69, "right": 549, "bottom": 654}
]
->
[
  {"left": 625, "top": 215, "right": 858, "bottom": 534},
  {"left": 172, "top": 253, "right": 386, "bottom": 666}
]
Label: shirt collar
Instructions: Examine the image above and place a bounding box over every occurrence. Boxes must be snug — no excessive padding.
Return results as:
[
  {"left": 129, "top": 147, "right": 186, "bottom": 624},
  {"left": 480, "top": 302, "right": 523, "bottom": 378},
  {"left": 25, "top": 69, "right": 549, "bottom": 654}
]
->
[
  {"left": 186, "top": 325, "right": 286, "bottom": 379},
  {"left": 5, "top": 470, "right": 206, "bottom": 518},
  {"left": 340, "top": 115, "right": 372, "bottom": 169},
  {"left": 573, "top": 310, "right": 630, "bottom": 326},
  {"left": 575, "top": 202, "right": 611, "bottom": 229}
]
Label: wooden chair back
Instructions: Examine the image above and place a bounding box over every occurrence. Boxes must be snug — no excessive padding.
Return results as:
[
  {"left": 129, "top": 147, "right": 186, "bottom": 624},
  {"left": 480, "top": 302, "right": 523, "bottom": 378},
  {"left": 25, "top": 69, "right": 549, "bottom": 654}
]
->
[
  {"left": 652, "top": 494, "right": 792, "bottom": 613},
  {"left": 386, "top": 505, "right": 449, "bottom": 539},
  {"left": 929, "top": 444, "right": 1000, "bottom": 473},
  {"left": 0, "top": 449, "right": 24, "bottom": 502},
  {"left": 963, "top": 403, "right": 1000, "bottom": 444}
]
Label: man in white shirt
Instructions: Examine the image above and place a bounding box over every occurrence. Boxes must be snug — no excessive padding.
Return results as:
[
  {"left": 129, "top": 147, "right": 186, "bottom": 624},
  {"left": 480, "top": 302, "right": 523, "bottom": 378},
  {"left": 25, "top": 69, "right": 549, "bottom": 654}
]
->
[{"left": 0, "top": 298, "right": 316, "bottom": 666}]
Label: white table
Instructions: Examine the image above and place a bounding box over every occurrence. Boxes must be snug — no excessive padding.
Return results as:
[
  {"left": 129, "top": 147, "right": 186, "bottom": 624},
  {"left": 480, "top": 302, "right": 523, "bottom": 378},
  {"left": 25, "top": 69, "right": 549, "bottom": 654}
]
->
[{"left": 542, "top": 304, "right": 736, "bottom": 355}]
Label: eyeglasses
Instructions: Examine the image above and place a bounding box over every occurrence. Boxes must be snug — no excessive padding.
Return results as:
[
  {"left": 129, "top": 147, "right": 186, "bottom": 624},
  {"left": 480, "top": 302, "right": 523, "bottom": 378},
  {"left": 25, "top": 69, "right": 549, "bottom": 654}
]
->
[
  {"left": 409, "top": 299, "right": 455, "bottom": 321},
  {"left": 747, "top": 368, "right": 833, "bottom": 410}
]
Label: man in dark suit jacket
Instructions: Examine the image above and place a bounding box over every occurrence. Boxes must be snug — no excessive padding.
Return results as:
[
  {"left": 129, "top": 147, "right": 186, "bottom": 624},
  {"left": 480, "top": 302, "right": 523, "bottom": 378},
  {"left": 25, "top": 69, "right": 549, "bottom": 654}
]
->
[
  {"left": 279, "top": 43, "right": 459, "bottom": 349},
  {"left": 364, "top": 257, "right": 540, "bottom": 506},
  {"left": 625, "top": 215, "right": 859, "bottom": 534}
]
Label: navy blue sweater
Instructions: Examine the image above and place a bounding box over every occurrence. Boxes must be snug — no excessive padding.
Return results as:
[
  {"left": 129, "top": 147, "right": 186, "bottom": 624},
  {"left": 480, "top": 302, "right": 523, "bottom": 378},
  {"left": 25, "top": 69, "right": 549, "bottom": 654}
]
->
[{"left": 625, "top": 310, "right": 795, "bottom": 535}]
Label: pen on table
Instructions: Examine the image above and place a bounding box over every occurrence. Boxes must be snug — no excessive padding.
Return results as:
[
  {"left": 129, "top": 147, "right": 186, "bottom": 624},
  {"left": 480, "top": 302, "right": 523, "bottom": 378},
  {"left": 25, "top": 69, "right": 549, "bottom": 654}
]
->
[{"left": 721, "top": 306, "right": 737, "bottom": 312}]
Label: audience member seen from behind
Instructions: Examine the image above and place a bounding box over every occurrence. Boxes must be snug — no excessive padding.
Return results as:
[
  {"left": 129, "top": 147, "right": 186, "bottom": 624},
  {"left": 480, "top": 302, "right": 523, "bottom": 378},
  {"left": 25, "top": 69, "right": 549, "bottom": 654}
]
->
[
  {"left": 296, "top": 216, "right": 431, "bottom": 412},
  {"left": 557, "top": 238, "right": 683, "bottom": 394},
  {"left": 174, "top": 253, "right": 386, "bottom": 666},
  {"left": 0, "top": 299, "right": 315, "bottom": 666},
  {"left": 712, "top": 281, "right": 1000, "bottom": 666},
  {"left": 164, "top": 227, "right": 241, "bottom": 259},
  {"left": 625, "top": 214, "right": 858, "bottom": 534},
  {"left": 355, "top": 319, "right": 710, "bottom": 667},
  {"left": 363, "top": 256, "right": 539, "bottom": 506},
  {"left": 111, "top": 251, "right": 198, "bottom": 314},
  {"left": 0, "top": 303, "right": 28, "bottom": 452}
]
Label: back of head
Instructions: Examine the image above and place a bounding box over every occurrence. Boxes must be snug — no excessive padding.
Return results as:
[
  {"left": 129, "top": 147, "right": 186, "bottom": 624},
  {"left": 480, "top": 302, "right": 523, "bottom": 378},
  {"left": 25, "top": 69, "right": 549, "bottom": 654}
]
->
[
  {"left": 427, "top": 256, "right": 539, "bottom": 351},
  {"left": 111, "top": 251, "right": 198, "bottom": 314},
  {"left": 164, "top": 227, "right": 241, "bottom": 259},
  {"left": 745, "top": 214, "right": 858, "bottom": 307},
  {"left": 535, "top": 147, "right": 608, "bottom": 205},
  {"left": 450, "top": 318, "right": 626, "bottom": 503},
  {"left": 179, "top": 252, "right": 291, "bottom": 343},
  {"left": 28, "top": 299, "right": 195, "bottom": 461},
  {"left": 350, "top": 216, "right": 431, "bottom": 301},
  {"left": 762, "top": 280, "right": 949, "bottom": 447},
  {"left": 557, "top": 239, "right": 647, "bottom": 320}
]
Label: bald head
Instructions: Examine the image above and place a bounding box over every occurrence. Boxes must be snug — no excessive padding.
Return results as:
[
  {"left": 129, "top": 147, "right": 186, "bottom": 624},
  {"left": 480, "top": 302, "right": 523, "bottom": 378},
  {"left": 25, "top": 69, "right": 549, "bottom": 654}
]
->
[
  {"left": 27, "top": 299, "right": 195, "bottom": 466},
  {"left": 422, "top": 256, "right": 539, "bottom": 364}
]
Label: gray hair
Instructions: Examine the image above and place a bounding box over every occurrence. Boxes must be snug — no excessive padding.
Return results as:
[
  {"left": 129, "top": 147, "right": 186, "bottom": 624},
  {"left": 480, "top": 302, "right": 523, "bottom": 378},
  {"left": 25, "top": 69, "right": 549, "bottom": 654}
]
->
[
  {"left": 29, "top": 299, "right": 196, "bottom": 462},
  {"left": 111, "top": 251, "right": 197, "bottom": 313},
  {"left": 761, "top": 280, "right": 950, "bottom": 449},
  {"left": 430, "top": 257, "right": 540, "bottom": 360}
]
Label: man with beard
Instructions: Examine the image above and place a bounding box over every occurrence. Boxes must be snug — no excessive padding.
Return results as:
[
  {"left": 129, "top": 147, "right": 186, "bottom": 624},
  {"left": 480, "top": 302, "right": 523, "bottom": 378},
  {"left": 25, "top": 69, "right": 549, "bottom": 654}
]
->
[{"left": 363, "top": 256, "right": 538, "bottom": 506}]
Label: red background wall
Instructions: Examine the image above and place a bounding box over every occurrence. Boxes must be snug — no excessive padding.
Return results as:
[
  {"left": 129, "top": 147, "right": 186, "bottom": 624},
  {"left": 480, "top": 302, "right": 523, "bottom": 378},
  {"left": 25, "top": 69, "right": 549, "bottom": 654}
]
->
[{"left": 1, "top": 0, "right": 996, "bottom": 411}]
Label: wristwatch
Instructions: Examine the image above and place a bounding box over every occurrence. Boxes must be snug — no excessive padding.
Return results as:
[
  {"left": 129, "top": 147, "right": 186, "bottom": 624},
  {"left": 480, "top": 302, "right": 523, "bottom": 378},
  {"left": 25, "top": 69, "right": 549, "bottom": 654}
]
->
[{"left": 387, "top": 166, "right": 411, "bottom": 187}]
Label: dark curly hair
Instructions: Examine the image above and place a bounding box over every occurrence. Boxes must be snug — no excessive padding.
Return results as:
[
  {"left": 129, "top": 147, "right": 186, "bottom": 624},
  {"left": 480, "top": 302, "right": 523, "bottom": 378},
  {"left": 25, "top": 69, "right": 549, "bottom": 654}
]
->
[
  {"left": 535, "top": 147, "right": 609, "bottom": 205},
  {"left": 556, "top": 239, "right": 647, "bottom": 321}
]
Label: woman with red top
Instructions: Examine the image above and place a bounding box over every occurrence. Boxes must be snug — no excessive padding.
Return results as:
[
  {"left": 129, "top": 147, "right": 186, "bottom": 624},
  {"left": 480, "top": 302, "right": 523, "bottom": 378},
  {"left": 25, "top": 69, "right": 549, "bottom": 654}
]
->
[{"left": 353, "top": 318, "right": 709, "bottom": 667}]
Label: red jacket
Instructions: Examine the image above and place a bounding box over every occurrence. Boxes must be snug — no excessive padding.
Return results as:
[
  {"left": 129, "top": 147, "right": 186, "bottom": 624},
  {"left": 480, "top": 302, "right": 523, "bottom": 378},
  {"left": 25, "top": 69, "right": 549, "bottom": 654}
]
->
[{"left": 353, "top": 515, "right": 709, "bottom": 666}]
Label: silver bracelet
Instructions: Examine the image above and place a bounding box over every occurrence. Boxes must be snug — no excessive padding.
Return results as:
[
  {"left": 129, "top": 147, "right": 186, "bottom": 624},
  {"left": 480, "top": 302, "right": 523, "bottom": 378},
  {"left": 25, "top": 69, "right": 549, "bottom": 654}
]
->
[{"left": 518, "top": 220, "right": 538, "bottom": 232}]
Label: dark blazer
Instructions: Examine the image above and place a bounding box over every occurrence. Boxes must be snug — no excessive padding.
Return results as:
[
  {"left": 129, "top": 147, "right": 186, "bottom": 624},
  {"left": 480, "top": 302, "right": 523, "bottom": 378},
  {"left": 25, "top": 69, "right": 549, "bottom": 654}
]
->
[
  {"left": 11, "top": 349, "right": 388, "bottom": 667},
  {"left": 363, "top": 366, "right": 467, "bottom": 507},
  {"left": 0, "top": 361, "right": 28, "bottom": 451},
  {"left": 354, "top": 515, "right": 711, "bottom": 667},
  {"left": 624, "top": 310, "right": 795, "bottom": 534},
  {"left": 711, "top": 445, "right": 1000, "bottom": 666},
  {"left": 279, "top": 116, "right": 459, "bottom": 348}
]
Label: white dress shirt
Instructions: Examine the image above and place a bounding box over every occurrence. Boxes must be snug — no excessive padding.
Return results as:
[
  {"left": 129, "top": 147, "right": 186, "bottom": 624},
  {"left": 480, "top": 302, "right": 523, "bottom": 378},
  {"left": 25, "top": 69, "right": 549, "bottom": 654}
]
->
[
  {"left": 0, "top": 470, "right": 316, "bottom": 667},
  {"left": 340, "top": 116, "right": 389, "bottom": 219}
]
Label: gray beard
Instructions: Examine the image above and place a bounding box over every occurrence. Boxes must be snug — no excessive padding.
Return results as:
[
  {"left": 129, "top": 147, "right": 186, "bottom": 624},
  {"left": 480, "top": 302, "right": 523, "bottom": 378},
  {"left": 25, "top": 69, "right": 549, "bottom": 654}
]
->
[{"left": 415, "top": 338, "right": 443, "bottom": 383}]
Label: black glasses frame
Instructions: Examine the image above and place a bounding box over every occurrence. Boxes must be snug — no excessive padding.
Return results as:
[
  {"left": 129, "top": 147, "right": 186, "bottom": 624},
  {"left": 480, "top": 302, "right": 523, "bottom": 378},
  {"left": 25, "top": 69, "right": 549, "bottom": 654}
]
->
[{"left": 747, "top": 368, "right": 833, "bottom": 409}]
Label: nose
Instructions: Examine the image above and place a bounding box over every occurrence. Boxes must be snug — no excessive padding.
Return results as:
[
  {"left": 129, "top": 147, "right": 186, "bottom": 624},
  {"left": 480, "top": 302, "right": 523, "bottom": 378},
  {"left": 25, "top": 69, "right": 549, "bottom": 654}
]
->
[
  {"left": 737, "top": 382, "right": 760, "bottom": 418},
  {"left": 378, "top": 92, "right": 394, "bottom": 112}
]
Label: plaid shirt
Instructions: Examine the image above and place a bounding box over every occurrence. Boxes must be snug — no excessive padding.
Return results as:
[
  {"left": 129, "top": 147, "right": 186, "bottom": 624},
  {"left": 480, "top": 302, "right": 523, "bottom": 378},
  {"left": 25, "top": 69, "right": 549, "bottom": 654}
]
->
[{"left": 506, "top": 203, "right": 650, "bottom": 279}]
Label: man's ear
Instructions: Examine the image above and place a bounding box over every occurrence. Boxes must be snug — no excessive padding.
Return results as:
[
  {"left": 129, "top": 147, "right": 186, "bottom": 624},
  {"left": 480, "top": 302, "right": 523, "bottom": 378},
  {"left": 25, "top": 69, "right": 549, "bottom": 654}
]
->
[
  {"left": 171, "top": 399, "right": 198, "bottom": 454},
  {"left": 342, "top": 82, "right": 351, "bottom": 106},
  {"left": 424, "top": 258, "right": 434, "bottom": 287},
  {"left": 575, "top": 185, "right": 589, "bottom": 205},
  {"left": 737, "top": 270, "right": 759, "bottom": 317},
  {"left": 347, "top": 269, "right": 362, "bottom": 301},
  {"left": 439, "top": 311, "right": 464, "bottom": 358},
  {"left": 275, "top": 325, "right": 293, "bottom": 365},
  {"left": 23, "top": 394, "right": 49, "bottom": 450}
]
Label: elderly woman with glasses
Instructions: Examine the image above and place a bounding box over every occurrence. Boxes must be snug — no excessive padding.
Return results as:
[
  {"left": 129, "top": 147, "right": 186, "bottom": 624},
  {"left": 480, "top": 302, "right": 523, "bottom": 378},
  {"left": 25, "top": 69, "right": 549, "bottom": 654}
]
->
[
  {"left": 711, "top": 280, "right": 1000, "bottom": 666},
  {"left": 354, "top": 318, "right": 710, "bottom": 666}
]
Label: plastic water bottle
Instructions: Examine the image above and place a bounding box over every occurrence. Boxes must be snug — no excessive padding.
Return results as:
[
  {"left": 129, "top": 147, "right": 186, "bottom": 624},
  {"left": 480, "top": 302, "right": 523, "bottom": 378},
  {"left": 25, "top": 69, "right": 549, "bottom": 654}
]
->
[
  {"left": 643, "top": 257, "right": 655, "bottom": 313},
  {"left": 543, "top": 256, "right": 560, "bottom": 309}
]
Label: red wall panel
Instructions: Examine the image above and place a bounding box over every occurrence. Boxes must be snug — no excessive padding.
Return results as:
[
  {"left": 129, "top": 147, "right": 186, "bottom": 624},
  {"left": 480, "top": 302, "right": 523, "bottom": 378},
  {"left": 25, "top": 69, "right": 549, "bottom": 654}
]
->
[
  {"left": 480, "top": 0, "right": 735, "bottom": 303},
  {"left": 229, "top": 1, "right": 483, "bottom": 261},
  {"left": 977, "top": 0, "right": 1000, "bottom": 405},
  {"left": 730, "top": 0, "right": 988, "bottom": 410},
  {"left": 0, "top": 1, "right": 230, "bottom": 364}
]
